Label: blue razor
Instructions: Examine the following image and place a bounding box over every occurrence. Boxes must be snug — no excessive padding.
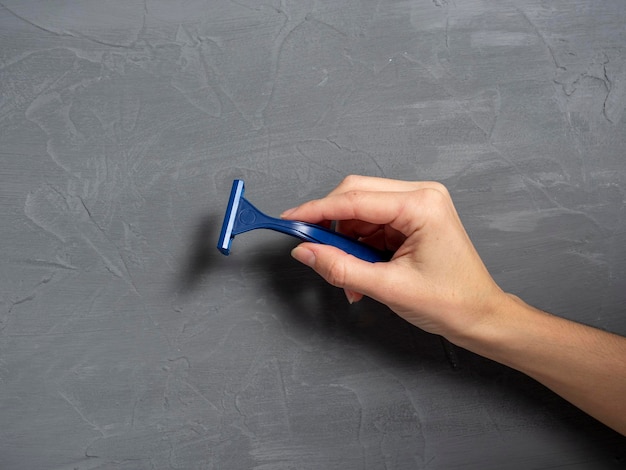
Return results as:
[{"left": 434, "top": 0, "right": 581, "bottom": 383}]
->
[{"left": 217, "top": 179, "right": 390, "bottom": 263}]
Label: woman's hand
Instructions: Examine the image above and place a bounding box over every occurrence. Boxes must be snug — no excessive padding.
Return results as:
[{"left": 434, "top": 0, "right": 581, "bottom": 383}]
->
[{"left": 281, "top": 175, "right": 507, "bottom": 343}]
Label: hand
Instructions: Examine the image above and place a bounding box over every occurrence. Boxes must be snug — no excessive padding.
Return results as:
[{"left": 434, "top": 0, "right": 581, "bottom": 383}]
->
[
  {"left": 281, "top": 175, "right": 507, "bottom": 342},
  {"left": 282, "top": 175, "right": 626, "bottom": 436}
]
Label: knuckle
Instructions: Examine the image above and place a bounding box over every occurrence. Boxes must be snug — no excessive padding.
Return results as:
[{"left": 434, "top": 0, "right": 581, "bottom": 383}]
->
[
  {"left": 325, "top": 256, "right": 347, "bottom": 287},
  {"left": 339, "top": 174, "right": 362, "bottom": 190},
  {"left": 421, "top": 188, "right": 454, "bottom": 224},
  {"left": 421, "top": 185, "right": 450, "bottom": 207},
  {"left": 426, "top": 181, "right": 450, "bottom": 198}
]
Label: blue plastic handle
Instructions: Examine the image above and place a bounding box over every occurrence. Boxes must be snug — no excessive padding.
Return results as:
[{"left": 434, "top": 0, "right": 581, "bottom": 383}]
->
[{"left": 231, "top": 194, "right": 390, "bottom": 263}]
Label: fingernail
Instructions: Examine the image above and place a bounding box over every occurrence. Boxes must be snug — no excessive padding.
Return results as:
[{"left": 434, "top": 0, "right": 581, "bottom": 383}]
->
[
  {"left": 291, "top": 246, "right": 315, "bottom": 268},
  {"left": 345, "top": 290, "right": 357, "bottom": 304},
  {"left": 280, "top": 207, "right": 297, "bottom": 219}
]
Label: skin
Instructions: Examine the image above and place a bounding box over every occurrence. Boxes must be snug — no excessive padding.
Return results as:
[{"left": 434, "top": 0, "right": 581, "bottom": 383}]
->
[{"left": 281, "top": 175, "right": 626, "bottom": 436}]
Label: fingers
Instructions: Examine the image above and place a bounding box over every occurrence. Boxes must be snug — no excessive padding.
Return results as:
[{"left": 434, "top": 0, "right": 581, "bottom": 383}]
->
[
  {"left": 281, "top": 174, "right": 450, "bottom": 229},
  {"left": 281, "top": 176, "right": 440, "bottom": 223},
  {"left": 283, "top": 185, "right": 452, "bottom": 239},
  {"left": 291, "top": 242, "right": 391, "bottom": 298},
  {"left": 326, "top": 175, "right": 437, "bottom": 196},
  {"left": 335, "top": 219, "right": 382, "bottom": 239},
  {"left": 283, "top": 190, "right": 403, "bottom": 226},
  {"left": 358, "top": 225, "right": 406, "bottom": 252},
  {"left": 330, "top": 222, "right": 405, "bottom": 253},
  {"left": 344, "top": 288, "right": 364, "bottom": 304}
]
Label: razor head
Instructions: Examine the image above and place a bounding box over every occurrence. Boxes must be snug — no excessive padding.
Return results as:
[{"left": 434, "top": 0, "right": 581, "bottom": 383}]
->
[{"left": 217, "top": 179, "right": 245, "bottom": 255}]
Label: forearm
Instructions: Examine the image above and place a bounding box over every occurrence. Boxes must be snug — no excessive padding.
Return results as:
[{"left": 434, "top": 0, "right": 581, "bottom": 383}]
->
[{"left": 452, "top": 294, "right": 626, "bottom": 436}]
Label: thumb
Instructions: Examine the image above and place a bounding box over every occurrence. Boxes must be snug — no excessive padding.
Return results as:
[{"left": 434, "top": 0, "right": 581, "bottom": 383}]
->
[{"left": 290, "top": 243, "right": 383, "bottom": 297}]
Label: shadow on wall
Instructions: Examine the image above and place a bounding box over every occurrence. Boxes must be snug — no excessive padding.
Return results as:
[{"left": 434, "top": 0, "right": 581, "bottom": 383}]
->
[
  {"left": 248, "top": 244, "right": 448, "bottom": 365},
  {"left": 176, "top": 216, "right": 626, "bottom": 456},
  {"left": 175, "top": 212, "right": 225, "bottom": 294},
  {"left": 252, "top": 243, "right": 625, "bottom": 445}
]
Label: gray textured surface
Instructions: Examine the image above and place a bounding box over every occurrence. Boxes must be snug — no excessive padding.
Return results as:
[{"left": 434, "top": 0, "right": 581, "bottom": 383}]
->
[{"left": 1, "top": 1, "right": 625, "bottom": 469}]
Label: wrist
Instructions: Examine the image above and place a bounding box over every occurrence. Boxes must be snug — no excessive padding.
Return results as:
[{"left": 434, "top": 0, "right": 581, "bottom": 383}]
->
[{"left": 447, "top": 292, "right": 538, "bottom": 365}]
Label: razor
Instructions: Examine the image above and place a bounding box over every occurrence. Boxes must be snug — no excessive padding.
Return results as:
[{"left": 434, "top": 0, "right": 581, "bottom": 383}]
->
[{"left": 217, "top": 179, "right": 390, "bottom": 263}]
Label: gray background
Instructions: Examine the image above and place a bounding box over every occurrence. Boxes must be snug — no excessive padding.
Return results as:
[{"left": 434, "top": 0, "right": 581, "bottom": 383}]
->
[{"left": 1, "top": 0, "right": 625, "bottom": 468}]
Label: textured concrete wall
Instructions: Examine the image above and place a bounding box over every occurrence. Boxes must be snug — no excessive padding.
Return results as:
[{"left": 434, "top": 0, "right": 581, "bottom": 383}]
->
[{"left": 1, "top": 1, "right": 625, "bottom": 468}]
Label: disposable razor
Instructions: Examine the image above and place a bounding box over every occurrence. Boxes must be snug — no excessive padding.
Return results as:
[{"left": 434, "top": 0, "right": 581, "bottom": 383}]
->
[{"left": 217, "top": 179, "right": 390, "bottom": 263}]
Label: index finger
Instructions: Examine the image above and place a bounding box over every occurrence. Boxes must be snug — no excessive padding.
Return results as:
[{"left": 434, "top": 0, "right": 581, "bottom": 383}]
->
[
  {"left": 282, "top": 188, "right": 438, "bottom": 237},
  {"left": 326, "top": 175, "right": 440, "bottom": 197}
]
